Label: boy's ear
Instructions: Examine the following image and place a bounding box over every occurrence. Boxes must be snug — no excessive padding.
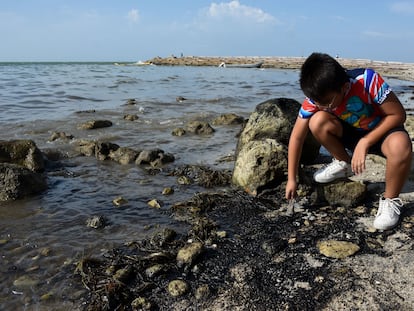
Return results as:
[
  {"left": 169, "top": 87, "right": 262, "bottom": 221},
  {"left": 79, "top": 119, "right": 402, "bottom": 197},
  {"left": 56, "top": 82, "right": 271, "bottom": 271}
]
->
[{"left": 342, "top": 82, "right": 351, "bottom": 94}]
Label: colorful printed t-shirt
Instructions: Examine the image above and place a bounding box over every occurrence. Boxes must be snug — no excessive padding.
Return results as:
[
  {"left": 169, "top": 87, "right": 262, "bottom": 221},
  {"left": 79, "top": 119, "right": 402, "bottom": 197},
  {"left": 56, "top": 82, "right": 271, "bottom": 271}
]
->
[{"left": 299, "top": 68, "right": 392, "bottom": 131}]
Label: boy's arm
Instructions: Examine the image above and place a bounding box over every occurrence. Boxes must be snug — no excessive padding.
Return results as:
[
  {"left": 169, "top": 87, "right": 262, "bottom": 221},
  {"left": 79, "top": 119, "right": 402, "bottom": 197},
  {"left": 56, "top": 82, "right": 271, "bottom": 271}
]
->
[
  {"left": 286, "top": 117, "right": 310, "bottom": 199},
  {"left": 352, "top": 91, "right": 406, "bottom": 174}
]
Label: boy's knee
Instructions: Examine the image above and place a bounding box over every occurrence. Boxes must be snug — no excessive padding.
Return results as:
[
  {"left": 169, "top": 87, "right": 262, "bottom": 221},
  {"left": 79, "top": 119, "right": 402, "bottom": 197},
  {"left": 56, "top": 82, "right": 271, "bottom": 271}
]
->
[
  {"left": 308, "top": 112, "right": 340, "bottom": 135},
  {"left": 383, "top": 132, "right": 412, "bottom": 159}
]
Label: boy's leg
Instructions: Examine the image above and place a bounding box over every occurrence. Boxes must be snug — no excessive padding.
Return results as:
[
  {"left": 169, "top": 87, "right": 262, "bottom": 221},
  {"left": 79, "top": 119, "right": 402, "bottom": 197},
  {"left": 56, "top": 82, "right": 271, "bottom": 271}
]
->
[
  {"left": 308, "top": 111, "right": 351, "bottom": 162},
  {"left": 374, "top": 129, "right": 411, "bottom": 230},
  {"left": 381, "top": 130, "right": 412, "bottom": 198},
  {"left": 309, "top": 111, "right": 354, "bottom": 183}
]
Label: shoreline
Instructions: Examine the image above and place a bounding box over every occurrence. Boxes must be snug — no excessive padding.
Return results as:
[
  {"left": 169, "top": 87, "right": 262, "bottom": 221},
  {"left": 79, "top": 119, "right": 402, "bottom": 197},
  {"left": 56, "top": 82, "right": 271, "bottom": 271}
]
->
[{"left": 146, "top": 56, "right": 414, "bottom": 81}]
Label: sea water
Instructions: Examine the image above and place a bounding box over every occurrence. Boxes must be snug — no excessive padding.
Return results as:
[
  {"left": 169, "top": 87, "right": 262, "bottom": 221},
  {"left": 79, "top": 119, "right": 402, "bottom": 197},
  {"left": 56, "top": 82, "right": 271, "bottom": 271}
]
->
[{"left": 0, "top": 62, "right": 412, "bottom": 310}]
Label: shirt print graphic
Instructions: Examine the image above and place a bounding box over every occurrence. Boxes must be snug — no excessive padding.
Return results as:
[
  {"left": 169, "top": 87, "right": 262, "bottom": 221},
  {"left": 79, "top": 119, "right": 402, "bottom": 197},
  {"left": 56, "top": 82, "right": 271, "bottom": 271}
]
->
[{"left": 339, "top": 95, "right": 381, "bottom": 130}]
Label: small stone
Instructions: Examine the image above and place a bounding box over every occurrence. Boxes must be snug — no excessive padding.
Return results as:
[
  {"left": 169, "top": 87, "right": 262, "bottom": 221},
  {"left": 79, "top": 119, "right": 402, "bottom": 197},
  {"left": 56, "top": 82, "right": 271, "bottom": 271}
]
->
[
  {"left": 314, "top": 275, "right": 325, "bottom": 283},
  {"left": 176, "top": 96, "right": 187, "bottom": 102},
  {"left": 216, "top": 230, "right": 227, "bottom": 238},
  {"left": 124, "top": 114, "right": 139, "bottom": 121},
  {"left": 113, "top": 266, "right": 134, "bottom": 283},
  {"left": 145, "top": 264, "right": 165, "bottom": 278},
  {"left": 147, "top": 199, "right": 162, "bottom": 209},
  {"left": 40, "top": 292, "right": 53, "bottom": 301},
  {"left": 195, "top": 284, "right": 211, "bottom": 300},
  {"left": 131, "top": 296, "right": 152, "bottom": 310},
  {"left": 354, "top": 205, "right": 367, "bottom": 214},
  {"left": 176, "top": 242, "right": 204, "bottom": 267},
  {"left": 113, "top": 196, "right": 128, "bottom": 206},
  {"left": 25, "top": 265, "right": 40, "bottom": 272},
  {"left": 126, "top": 99, "right": 137, "bottom": 105},
  {"left": 288, "top": 237, "right": 297, "bottom": 244},
  {"left": 365, "top": 226, "right": 377, "bottom": 233},
  {"left": 86, "top": 215, "right": 107, "bottom": 229},
  {"left": 403, "top": 222, "right": 413, "bottom": 229},
  {"left": 177, "top": 176, "right": 192, "bottom": 185},
  {"left": 162, "top": 187, "right": 174, "bottom": 195},
  {"left": 294, "top": 281, "right": 311, "bottom": 290},
  {"left": 168, "top": 280, "right": 189, "bottom": 297},
  {"left": 317, "top": 240, "right": 360, "bottom": 259},
  {"left": 13, "top": 275, "right": 39, "bottom": 287},
  {"left": 40, "top": 247, "right": 51, "bottom": 256},
  {"left": 172, "top": 128, "right": 186, "bottom": 136}
]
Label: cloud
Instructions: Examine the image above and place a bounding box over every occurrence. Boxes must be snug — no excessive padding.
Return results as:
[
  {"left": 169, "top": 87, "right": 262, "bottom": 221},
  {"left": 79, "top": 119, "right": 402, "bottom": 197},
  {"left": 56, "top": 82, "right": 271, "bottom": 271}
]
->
[
  {"left": 127, "top": 9, "right": 139, "bottom": 23},
  {"left": 207, "top": 0, "right": 277, "bottom": 24},
  {"left": 362, "top": 30, "right": 389, "bottom": 37},
  {"left": 390, "top": 1, "right": 414, "bottom": 14}
]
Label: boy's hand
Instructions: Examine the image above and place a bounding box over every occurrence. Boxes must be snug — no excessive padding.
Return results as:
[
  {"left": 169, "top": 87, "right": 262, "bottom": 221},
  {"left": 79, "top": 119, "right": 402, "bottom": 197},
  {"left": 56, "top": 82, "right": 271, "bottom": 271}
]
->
[
  {"left": 352, "top": 138, "right": 369, "bottom": 174},
  {"left": 285, "top": 179, "right": 297, "bottom": 200}
]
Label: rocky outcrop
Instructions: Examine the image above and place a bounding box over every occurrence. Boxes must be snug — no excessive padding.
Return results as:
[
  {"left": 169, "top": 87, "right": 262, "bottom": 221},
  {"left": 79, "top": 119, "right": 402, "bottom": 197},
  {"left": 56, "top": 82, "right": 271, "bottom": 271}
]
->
[
  {"left": 232, "top": 98, "right": 320, "bottom": 196},
  {"left": 76, "top": 140, "right": 175, "bottom": 167},
  {"left": 0, "top": 140, "right": 47, "bottom": 201},
  {"left": 145, "top": 56, "right": 414, "bottom": 81},
  {"left": 0, "top": 139, "right": 45, "bottom": 172}
]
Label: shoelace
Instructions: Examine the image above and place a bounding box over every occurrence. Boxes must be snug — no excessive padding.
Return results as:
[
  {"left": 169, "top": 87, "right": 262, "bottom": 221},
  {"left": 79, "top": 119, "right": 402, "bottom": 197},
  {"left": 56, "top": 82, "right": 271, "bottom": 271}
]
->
[
  {"left": 382, "top": 198, "right": 403, "bottom": 216},
  {"left": 323, "top": 159, "right": 347, "bottom": 173}
]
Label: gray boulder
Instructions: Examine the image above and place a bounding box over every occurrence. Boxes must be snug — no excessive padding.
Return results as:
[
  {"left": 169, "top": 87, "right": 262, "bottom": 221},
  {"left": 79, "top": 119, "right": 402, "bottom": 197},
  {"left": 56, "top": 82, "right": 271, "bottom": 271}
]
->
[
  {"left": 236, "top": 98, "right": 319, "bottom": 163},
  {"left": 232, "top": 98, "right": 320, "bottom": 195},
  {"left": 232, "top": 139, "right": 287, "bottom": 196}
]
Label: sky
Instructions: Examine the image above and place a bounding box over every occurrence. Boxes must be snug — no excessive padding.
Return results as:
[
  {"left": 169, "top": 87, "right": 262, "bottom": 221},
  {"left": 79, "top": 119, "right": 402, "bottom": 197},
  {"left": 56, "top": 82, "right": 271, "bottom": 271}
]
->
[{"left": 1, "top": 0, "right": 414, "bottom": 62}]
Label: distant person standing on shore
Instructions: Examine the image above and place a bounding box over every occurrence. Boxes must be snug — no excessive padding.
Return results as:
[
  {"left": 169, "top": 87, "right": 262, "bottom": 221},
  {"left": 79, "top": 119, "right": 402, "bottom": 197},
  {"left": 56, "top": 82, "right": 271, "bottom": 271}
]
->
[{"left": 285, "top": 52, "right": 412, "bottom": 230}]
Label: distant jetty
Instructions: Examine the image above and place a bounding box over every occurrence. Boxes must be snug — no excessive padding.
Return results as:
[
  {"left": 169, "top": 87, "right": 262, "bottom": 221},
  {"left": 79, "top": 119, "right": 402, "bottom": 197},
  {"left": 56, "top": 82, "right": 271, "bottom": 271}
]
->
[{"left": 145, "top": 56, "right": 414, "bottom": 81}]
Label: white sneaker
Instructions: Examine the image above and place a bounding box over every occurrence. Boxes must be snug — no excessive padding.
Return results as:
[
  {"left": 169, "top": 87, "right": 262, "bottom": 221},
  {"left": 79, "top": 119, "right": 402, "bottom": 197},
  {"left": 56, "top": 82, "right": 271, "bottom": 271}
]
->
[
  {"left": 313, "top": 158, "right": 353, "bottom": 183},
  {"left": 374, "top": 197, "right": 403, "bottom": 230}
]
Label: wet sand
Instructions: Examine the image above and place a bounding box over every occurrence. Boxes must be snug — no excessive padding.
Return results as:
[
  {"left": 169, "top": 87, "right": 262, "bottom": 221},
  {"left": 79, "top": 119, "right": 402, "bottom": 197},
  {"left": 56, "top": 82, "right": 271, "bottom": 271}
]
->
[{"left": 146, "top": 55, "right": 414, "bottom": 81}]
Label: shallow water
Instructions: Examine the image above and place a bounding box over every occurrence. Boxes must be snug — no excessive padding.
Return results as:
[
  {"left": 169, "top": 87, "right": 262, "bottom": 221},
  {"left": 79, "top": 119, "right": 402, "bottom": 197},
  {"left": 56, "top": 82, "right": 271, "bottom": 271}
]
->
[{"left": 0, "top": 62, "right": 413, "bottom": 310}]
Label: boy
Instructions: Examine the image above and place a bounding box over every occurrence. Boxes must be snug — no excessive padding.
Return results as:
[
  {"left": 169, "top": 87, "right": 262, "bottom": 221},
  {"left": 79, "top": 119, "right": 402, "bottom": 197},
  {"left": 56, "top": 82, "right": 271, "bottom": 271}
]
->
[{"left": 285, "top": 52, "right": 412, "bottom": 230}]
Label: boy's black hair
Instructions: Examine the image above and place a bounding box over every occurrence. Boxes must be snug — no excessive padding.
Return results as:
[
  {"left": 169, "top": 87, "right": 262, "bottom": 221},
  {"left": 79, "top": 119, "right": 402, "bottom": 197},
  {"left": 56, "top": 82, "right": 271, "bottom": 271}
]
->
[{"left": 299, "top": 52, "right": 349, "bottom": 102}]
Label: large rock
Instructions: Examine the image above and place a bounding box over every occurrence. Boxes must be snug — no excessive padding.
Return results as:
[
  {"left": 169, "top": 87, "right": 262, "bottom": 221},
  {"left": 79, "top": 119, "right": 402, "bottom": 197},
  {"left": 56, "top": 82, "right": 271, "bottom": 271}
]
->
[
  {"left": 0, "top": 163, "right": 47, "bottom": 201},
  {"left": 232, "top": 98, "right": 320, "bottom": 195},
  {"left": 0, "top": 139, "right": 45, "bottom": 172},
  {"left": 236, "top": 98, "right": 319, "bottom": 163},
  {"left": 318, "top": 180, "right": 367, "bottom": 207},
  {"left": 232, "top": 139, "right": 287, "bottom": 196}
]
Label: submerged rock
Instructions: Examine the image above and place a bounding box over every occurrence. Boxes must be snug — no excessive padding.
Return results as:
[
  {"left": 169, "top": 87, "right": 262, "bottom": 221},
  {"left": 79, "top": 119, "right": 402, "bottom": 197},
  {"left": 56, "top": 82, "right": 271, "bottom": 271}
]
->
[
  {"left": 185, "top": 121, "right": 215, "bottom": 135},
  {"left": 172, "top": 127, "right": 186, "bottom": 136},
  {"left": 78, "top": 120, "right": 113, "bottom": 130},
  {"left": 86, "top": 215, "right": 107, "bottom": 229},
  {"left": 212, "top": 113, "right": 245, "bottom": 125}
]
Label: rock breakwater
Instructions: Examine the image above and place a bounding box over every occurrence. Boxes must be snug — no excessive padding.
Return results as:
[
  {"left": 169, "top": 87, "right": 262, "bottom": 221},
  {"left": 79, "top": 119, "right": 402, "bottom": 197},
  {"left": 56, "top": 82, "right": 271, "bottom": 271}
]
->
[{"left": 146, "top": 56, "right": 414, "bottom": 81}]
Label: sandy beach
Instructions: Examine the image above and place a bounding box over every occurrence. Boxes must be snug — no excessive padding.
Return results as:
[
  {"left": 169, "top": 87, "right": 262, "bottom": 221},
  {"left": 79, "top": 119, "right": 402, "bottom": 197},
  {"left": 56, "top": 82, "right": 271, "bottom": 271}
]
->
[{"left": 146, "top": 55, "right": 414, "bottom": 81}]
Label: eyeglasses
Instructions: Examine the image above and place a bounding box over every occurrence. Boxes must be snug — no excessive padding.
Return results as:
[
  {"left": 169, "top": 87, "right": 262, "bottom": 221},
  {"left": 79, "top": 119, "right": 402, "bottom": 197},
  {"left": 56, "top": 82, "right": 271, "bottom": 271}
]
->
[{"left": 314, "top": 93, "right": 338, "bottom": 110}]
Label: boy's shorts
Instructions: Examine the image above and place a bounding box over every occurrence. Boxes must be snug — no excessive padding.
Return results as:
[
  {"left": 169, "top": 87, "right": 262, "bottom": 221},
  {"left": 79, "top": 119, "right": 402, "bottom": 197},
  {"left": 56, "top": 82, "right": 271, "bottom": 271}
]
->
[{"left": 340, "top": 119, "right": 409, "bottom": 156}]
